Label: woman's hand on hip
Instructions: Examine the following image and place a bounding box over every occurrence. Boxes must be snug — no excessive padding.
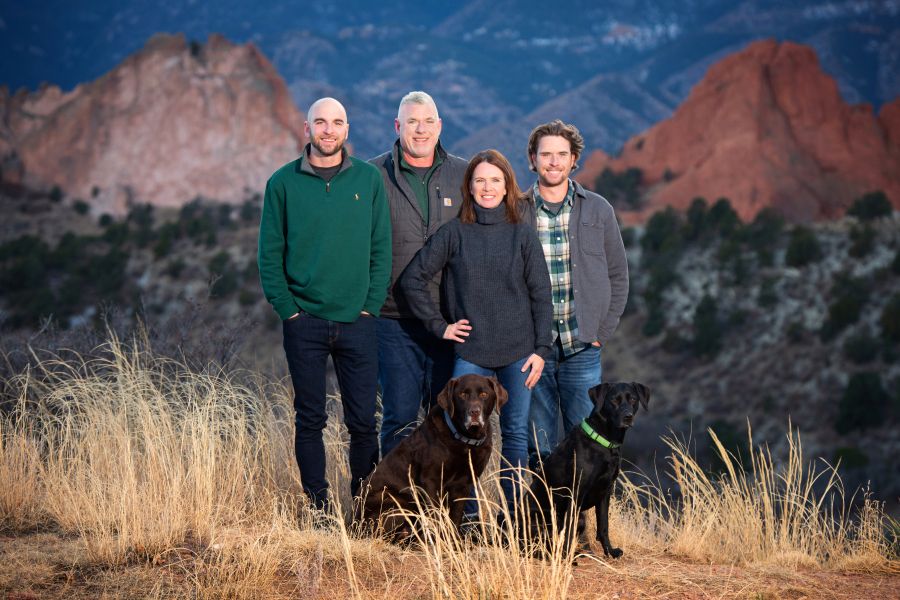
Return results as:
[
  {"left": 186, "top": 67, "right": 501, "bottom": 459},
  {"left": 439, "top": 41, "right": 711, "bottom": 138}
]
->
[
  {"left": 443, "top": 319, "right": 471, "bottom": 343},
  {"left": 522, "top": 353, "right": 545, "bottom": 389}
]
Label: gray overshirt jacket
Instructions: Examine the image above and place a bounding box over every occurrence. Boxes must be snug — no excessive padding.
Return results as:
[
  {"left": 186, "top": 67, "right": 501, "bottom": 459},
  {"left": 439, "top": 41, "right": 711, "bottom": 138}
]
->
[
  {"left": 524, "top": 180, "right": 630, "bottom": 346},
  {"left": 369, "top": 140, "right": 468, "bottom": 319}
]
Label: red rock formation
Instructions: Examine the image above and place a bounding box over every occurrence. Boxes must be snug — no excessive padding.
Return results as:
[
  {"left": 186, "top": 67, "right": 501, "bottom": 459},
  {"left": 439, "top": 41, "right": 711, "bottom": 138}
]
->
[
  {"left": 0, "top": 33, "right": 305, "bottom": 214},
  {"left": 578, "top": 40, "right": 900, "bottom": 223}
]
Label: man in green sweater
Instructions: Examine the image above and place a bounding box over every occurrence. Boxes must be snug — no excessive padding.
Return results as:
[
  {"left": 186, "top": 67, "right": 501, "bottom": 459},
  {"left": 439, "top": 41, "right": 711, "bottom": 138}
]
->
[{"left": 258, "top": 97, "right": 392, "bottom": 514}]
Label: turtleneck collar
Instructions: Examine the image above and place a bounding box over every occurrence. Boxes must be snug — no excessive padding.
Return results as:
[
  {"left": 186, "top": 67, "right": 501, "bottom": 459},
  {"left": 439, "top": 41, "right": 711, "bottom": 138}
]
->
[{"left": 473, "top": 201, "right": 508, "bottom": 225}]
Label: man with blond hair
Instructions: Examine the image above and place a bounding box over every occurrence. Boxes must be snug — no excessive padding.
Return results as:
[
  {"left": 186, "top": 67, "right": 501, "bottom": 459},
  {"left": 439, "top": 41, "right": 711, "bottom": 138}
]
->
[
  {"left": 524, "top": 119, "right": 629, "bottom": 470},
  {"left": 259, "top": 97, "right": 391, "bottom": 513},
  {"left": 369, "top": 91, "right": 468, "bottom": 457}
]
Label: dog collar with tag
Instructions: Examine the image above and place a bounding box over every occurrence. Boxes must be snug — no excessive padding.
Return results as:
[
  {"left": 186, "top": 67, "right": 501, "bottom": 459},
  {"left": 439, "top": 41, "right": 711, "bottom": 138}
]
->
[
  {"left": 580, "top": 420, "right": 619, "bottom": 449},
  {"left": 443, "top": 410, "right": 487, "bottom": 447}
]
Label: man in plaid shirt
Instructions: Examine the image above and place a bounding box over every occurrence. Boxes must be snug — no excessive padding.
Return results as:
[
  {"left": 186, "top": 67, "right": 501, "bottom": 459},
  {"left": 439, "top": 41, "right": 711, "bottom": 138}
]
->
[{"left": 523, "top": 120, "right": 630, "bottom": 470}]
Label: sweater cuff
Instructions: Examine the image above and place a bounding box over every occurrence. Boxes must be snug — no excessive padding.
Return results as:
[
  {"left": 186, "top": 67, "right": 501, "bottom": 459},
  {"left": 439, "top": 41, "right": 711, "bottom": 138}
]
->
[
  {"left": 274, "top": 299, "right": 299, "bottom": 321},
  {"left": 535, "top": 344, "right": 553, "bottom": 361},
  {"left": 426, "top": 318, "right": 449, "bottom": 340}
]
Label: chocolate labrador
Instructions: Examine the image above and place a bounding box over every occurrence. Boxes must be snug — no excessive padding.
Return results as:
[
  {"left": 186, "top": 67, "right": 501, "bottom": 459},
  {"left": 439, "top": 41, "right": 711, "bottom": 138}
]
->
[
  {"left": 528, "top": 381, "right": 649, "bottom": 558},
  {"left": 357, "top": 374, "right": 507, "bottom": 540}
]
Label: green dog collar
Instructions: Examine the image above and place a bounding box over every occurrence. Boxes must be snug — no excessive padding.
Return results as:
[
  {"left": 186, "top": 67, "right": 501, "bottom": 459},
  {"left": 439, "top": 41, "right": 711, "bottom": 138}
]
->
[{"left": 580, "top": 420, "right": 620, "bottom": 449}]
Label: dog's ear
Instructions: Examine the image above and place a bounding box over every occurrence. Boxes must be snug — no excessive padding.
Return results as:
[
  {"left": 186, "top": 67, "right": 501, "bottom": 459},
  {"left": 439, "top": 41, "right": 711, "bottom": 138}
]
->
[
  {"left": 437, "top": 378, "right": 457, "bottom": 417},
  {"left": 588, "top": 383, "right": 612, "bottom": 407},
  {"left": 489, "top": 377, "right": 508, "bottom": 414},
  {"left": 631, "top": 382, "right": 650, "bottom": 411}
]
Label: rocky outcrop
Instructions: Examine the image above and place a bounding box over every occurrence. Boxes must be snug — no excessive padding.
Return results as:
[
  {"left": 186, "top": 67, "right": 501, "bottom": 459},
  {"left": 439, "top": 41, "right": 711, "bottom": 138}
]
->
[
  {"left": 0, "top": 34, "right": 304, "bottom": 214},
  {"left": 578, "top": 40, "right": 900, "bottom": 223}
]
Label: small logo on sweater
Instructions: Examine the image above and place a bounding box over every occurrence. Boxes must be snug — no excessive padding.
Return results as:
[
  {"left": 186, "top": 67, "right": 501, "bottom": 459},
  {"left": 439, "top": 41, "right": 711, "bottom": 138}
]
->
[
  {"left": 354, "top": 193, "right": 360, "bottom": 201},
  {"left": 443, "top": 197, "right": 453, "bottom": 207}
]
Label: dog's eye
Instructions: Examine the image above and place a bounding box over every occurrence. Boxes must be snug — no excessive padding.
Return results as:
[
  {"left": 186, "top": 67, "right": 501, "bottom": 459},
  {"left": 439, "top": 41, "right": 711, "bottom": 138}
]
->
[{"left": 479, "top": 392, "right": 488, "bottom": 399}]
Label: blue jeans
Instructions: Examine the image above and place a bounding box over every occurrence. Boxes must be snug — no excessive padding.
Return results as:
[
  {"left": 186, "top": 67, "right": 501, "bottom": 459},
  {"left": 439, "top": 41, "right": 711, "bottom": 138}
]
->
[
  {"left": 528, "top": 343, "right": 601, "bottom": 470},
  {"left": 453, "top": 355, "right": 532, "bottom": 517},
  {"left": 282, "top": 311, "right": 379, "bottom": 511},
  {"left": 376, "top": 317, "right": 454, "bottom": 457}
]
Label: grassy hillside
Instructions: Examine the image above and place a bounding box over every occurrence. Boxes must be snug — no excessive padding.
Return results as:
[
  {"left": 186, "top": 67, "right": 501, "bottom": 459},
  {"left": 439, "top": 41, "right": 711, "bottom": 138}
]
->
[{"left": 0, "top": 333, "right": 896, "bottom": 598}]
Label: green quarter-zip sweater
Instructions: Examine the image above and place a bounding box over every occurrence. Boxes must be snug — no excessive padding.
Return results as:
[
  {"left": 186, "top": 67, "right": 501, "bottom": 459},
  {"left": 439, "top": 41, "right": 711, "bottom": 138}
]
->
[{"left": 258, "top": 147, "right": 392, "bottom": 322}]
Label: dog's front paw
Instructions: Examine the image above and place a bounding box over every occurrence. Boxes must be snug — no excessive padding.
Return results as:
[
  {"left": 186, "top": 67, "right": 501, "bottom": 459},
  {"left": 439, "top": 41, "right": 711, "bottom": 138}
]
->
[{"left": 604, "top": 546, "right": 623, "bottom": 559}]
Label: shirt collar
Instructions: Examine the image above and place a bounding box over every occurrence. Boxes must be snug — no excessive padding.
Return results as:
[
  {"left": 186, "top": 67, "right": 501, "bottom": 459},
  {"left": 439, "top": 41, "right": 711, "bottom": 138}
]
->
[{"left": 533, "top": 180, "right": 574, "bottom": 212}]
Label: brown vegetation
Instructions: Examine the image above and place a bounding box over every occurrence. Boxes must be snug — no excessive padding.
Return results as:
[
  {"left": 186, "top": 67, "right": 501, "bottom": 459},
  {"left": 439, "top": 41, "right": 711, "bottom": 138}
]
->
[{"left": 0, "top": 331, "right": 897, "bottom": 599}]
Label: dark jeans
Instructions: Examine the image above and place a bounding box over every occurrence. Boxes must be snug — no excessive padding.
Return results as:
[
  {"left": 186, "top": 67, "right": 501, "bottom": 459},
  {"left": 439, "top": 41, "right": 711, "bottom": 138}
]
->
[
  {"left": 376, "top": 317, "right": 454, "bottom": 457},
  {"left": 282, "top": 311, "right": 379, "bottom": 511},
  {"left": 528, "top": 342, "right": 601, "bottom": 470},
  {"left": 454, "top": 355, "right": 532, "bottom": 518}
]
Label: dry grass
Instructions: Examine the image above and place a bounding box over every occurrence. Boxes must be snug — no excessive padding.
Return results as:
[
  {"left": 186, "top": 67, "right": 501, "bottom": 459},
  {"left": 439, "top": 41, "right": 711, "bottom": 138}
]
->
[{"left": 0, "top": 331, "right": 897, "bottom": 599}]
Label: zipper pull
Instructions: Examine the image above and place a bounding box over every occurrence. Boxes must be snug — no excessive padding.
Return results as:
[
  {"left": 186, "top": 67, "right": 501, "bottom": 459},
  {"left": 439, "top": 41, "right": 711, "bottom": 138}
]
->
[{"left": 326, "top": 182, "right": 330, "bottom": 193}]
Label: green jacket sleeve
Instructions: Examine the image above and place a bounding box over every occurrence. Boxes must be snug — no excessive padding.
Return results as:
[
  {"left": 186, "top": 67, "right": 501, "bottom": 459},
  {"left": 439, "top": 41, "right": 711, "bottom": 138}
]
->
[
  {"left": 363, "top": 175, "right": 392, "bottom": 316},
  {"left": 257, "top": 177, "right": 298, "bottom": 320}
]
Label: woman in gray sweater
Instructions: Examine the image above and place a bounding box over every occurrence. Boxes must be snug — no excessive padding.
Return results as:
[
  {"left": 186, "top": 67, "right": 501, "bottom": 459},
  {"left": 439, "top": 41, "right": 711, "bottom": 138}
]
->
[{"left": 400, "top": 149, "right": 552, "bottom": 519}]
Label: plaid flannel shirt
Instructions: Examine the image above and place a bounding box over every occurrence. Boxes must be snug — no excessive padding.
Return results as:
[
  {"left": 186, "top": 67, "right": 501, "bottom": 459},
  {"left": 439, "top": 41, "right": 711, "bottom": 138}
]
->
[{"left": 533, "top": 181, "right": 589, "bottom": 357}]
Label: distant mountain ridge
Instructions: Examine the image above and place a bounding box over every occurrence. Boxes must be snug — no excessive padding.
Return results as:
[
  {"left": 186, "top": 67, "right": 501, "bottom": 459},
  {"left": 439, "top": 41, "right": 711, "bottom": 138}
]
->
[
  {"left": 578, "top": 40, "right": 900, "bottom": 223},
  {"left": 0, "top": 34, "right": 304, "bottom": 214},
  {"left": 2, "top": 0, "right": 898, "bottom": 178}
]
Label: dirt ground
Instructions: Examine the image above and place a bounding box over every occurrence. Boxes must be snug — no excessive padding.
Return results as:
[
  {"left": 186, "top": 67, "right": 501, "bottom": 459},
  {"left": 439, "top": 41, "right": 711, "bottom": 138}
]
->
[{"left": 2, "top": 531, "right": 897, "bottom": 600}]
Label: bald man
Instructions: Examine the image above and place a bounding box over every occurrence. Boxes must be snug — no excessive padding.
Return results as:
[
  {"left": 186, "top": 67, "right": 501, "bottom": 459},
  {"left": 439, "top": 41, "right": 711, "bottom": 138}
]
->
[{"left": 258, "top": 97, "right": 392, "bottom": 514}]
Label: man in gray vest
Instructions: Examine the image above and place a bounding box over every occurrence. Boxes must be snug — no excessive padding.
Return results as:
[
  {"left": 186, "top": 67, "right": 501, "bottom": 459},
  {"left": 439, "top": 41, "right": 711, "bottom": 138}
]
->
[
  {"left": 524, "top": 119, "right": 629, "bottom": 470},
  {"left": 369, "top": 91, "right": 468, "bottom": 457}
]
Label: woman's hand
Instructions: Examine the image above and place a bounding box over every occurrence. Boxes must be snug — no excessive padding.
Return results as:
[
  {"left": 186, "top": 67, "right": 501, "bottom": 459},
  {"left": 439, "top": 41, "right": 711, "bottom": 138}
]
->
[
  {"left": 443, "top": 319, "right": 472, "bottom": 342},
  {"left": 521, "top": 353, "right": 545, "bottom": 389}
]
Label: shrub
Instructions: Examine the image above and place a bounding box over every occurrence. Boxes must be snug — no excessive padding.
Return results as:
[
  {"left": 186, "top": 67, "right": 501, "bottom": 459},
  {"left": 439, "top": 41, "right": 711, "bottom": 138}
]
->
[
  {"left": 49, "top": 185, "right": 63, "bottom": 203},
  {"left": 594, "top": 167, "right": 643, "bottom": 209},
  {"left": 240, "top": 197, "right": 261, "bottom": 222},
  {"left": 836, "top": 372, "right": 888, "bottom": 434},
  {"left": 880, "top": 294, "right": 900, "bottom": 343},
  {"left": 708, "top": 197, "right": 740, "bottom": 236},
  {"left": 98, "top": 214, "right": 113, "bottom": 227},
  {"left": 758, "top": 276, "right": 778, "bottom": 309},
  {"left": 209, "top": 252, "right": 238, "bottom": 298},
  {"left": 87, "top": 248, "right": 129, "bottom": 296},
  {"left": 785, "top": 226, "right": 822, "bottom": 267},
  {"left": 166, "top": 259, "right": 185, "bottom": 279},
  {"left": 102, "top": 222, "right": 130, "bottom": 246},
  {"left": 820, "top": 274, "right": 868, "bottom": 341},
  {"left": 72, "top": 199, "right": 90, "bottom": 215},
  {"left": 786, "top": 321, "right": 806, "bottom": 343},
  {"left": 892, "top": 250, "right": 900, "bottom": 275},
  {"left": 682, "top": 197, "right": 709, "bottom": 242},
  {"left": 238, "top": 288, "right": 258, "bottom": 307},
  {"left": 843, "top": 329, "right": 880, "bottom": 364},
  {"left": 620, "top": 226, "right": 636, "bottom": 248},
  {"left": 848, "top": 224, "right": 875, "bottom": 258},
  {"left": 847, "top": 190, "right": 892, "bottom": 221},
  {"left": 661, "top": 329, "right": 687, "bottom": 353},
  {"left": 642, "top": 304, "right": 666, "bottom": 337},
  {"left": 707, "top": 419, "right": 749, "bottom": 474},
  {"left": 641, "top": 207, "right": 683, "bottom": 256},
  {"left": 210, "top": 272, "right": 239, "bottom": 298},
  {"left": 743, "top": 208, "right": 784, "bottom": 266},
  {"left": 832, "top": 447, "right": 870, "bottom": 469},
  {"left": 692, "top": 294, "right": 722, "bottom": 358}
]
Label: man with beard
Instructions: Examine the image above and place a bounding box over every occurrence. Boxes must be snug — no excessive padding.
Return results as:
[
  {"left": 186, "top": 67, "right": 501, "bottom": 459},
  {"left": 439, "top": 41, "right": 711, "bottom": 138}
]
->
[
  {"left": 524, "top": 120, "right": 629, "bottom": 470},
  {"left": 258, "top": 97, "right": 392, "bottom": 514},
  {"left": 369, "top": 92, "right": 467, "bottom": 457}
]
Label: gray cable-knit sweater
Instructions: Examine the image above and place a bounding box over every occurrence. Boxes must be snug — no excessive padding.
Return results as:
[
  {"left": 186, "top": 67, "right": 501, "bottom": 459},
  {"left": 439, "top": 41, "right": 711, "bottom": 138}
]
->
[{"left": 400, "top": 202, "right": 552, "bottom": 369}]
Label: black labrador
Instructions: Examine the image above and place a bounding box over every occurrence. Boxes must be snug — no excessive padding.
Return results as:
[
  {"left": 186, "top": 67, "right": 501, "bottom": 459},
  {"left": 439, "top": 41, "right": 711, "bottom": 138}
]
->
[
  {"left": 527, "top": 381, "right": 649, "bottom": 558},
  {"left": 357, "top": 374, "right": 507, "bottom": 541}
]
